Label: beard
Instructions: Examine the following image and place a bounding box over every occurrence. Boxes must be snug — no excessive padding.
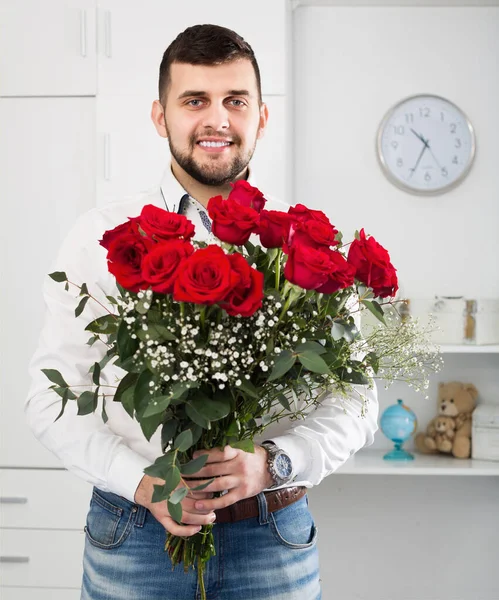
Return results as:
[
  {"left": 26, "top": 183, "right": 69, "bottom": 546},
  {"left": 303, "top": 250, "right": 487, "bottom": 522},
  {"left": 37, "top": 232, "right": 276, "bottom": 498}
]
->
[{"left": 165, "top": 125, "right": 258, "bottom": 186}]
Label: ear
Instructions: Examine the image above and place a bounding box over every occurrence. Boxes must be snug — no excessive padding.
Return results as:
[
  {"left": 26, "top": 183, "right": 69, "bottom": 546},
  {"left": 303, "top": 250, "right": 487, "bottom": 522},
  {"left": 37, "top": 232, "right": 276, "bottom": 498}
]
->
[
  {"left": 151, "top": 100, "right": 168, "bottom": 139},
  {"left": 256, "top": 102, "right": 269, "bottom": 141},
  {"left": 463, "top": 383, "right": 479, "bottom": 401}
]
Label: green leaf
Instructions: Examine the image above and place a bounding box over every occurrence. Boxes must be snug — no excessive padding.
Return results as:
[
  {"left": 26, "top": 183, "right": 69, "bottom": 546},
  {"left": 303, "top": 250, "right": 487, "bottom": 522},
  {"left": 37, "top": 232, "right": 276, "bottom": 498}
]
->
[
  {"left": 50, "top": 385, "right": 77, "bottom": 400},
  {"left": 244, "top": 240, "right": 255, "bottom": 256},
  {"left": 77, "top": 390, "right": 98, "bottom": 416},
  {"left": 235, "top": 378, "right": 259, "bottom": 399},
  {"left": 174, "top": 429, "right": 193, "bottom": 452},
  {"left": 42, "top": 368, "right": 69, "bottom": 388},
  {"left": 144, "top": 453, "right": 177, "bottom": 480},
  {"left": 267, "top": 350, "right": 296, "bottom": 382},
  {"left": 169, "top": 487, "right": 188, "bottom": 505},
  {"left": 180, "top": 454, "right": 208, "bottom": 476},
  {"left": 54, "top": 387, "right": 70, "bottom": 422},
  {"left": 331, "top": 321, "right": 345, "bottom": 341},
  {"left": 117, "top": 319, "right": 139, "bottom": 362},
  {"left": 136, "top": 293, "right": 152, "bottom": 315},
  {"left": 361, "top": 299, "right": 386, "bottom": 325},
  {"left": 75, "top": 295, "right": 89, "bottom": 318},
  {"left": 136, "top": 322, "right": 175, "bottom": 342},
  {"left": 92, "top": 361, "right": 101, "bottom": 386},
  {"left": 298, "top": 350, "right": 331, "bottom": 374},
  {"left": 295, "top": 340, "right": 327, "bottom": 355},
  {"left": 276, "top": 392, "right": 291, "bottom": 410},
  {"left": 139, "top": 411, "right": 164, "bottom": 441},
  {"left": 185, "top": 402, "right": 210, "bottom": 429},
  {"left": 134, "top": 369, "right": 155, "bottom": 418},
  {"left": 65, "top": 282, "right": 69, "bottom": 291},
  {"left": 49, "top": 271, "right": 67, "bottom": 283},
  {"left": 151, "top": 483, "right": 170, "bottom": 503},
  {"left": 189, "top": 478, "right": 214, "bottom": 492},
  {"left": 85, "top": 314, "right": 118, "bottom": 335},
  {"left": 106, "top": 295, "right": 118, "bottom": 305},
  {"left": 161, "top": 420, "right": 178, "bottom": 452},
  {"left": 142, "top": 395, "right": 171, "bottom": 418},
  {"left": 86, "top": 335, "right": 99, "bottom": 347},
  {"left": 187, "top": 396, "right": 230, "bottom": 422},
  {"left": 167, "top": 499, "right": 183, "bottom": 524},
  {"left": 225, "top": 420, "right": 240, "bottom": 437},
  {"left": 114, "top": 372, "right": 139, "bottom": 419},
  {"left": 102, "top": 395, "right": 108, "bottom": 424},
  {"left": 230, "top": 439, "right": 255, "bottom": 453},
  {"left": 80, "top": 283, "right": 89, "bottom": 296}
]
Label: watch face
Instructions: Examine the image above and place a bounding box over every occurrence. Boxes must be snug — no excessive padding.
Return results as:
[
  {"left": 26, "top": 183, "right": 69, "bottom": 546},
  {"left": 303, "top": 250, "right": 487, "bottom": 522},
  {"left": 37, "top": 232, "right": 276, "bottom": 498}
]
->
[
  {"left": 275, "top": 452, "right": 293, "bottom": 479},
  {"left": 376, "top": 94, "right": 476, "bottom": 195}
]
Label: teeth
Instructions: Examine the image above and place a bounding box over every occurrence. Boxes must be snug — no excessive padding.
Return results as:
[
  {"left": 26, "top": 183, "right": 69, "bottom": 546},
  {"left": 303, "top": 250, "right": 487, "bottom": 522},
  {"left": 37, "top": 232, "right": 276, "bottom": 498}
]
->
[{"left": 199, "top": 141, "right": 230, "bottom": 148}]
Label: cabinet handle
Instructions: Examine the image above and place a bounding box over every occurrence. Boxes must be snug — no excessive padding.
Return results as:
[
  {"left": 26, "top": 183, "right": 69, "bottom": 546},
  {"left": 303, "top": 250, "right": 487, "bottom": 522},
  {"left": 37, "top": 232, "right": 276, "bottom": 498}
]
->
[
  {"left": 104, "top": 10, "right": 112, "bottom": 58},
  {"left": 0, "top": 556, "right": 30, "bottom": 563},
  {"left": 0, "top": 497, "right": 28, "bottom": 504},
  {"left": 104, "top": 133, "right": 111, "bottom": 180},
  {"left": 80, "top": 9, "right": 87, "bottom": 57}
]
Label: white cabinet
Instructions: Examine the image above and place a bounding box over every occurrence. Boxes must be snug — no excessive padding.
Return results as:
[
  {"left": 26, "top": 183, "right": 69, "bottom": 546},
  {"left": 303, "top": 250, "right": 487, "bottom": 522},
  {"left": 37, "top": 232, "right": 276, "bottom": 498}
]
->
[
  {"left": 0, "top": 97, "right": 96, "bottom": 468},
  {"left": 0, "top": 0, "right": 97, "bottom": 97},
  {"left": 96, "top": 0, "right": 287, "bottom": 98}
]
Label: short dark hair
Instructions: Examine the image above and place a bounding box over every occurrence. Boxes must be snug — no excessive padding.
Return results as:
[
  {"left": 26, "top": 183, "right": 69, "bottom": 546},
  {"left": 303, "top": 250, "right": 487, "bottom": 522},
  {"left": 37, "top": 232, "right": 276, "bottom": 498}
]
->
[{"left": 158, "top": 24, "right": 262, "bottom": 106}]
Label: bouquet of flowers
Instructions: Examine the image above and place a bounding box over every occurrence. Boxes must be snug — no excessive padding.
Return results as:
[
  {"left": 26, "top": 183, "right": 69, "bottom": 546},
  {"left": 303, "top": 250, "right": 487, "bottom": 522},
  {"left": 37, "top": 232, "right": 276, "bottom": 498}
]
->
[{"left": 43, "top": 181, "right": 440, "bottom": 598}]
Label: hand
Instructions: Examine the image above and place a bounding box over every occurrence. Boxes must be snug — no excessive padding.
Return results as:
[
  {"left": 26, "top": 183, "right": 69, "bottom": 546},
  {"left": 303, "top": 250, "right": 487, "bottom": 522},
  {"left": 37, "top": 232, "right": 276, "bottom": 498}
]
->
[
  {"left": 184, "top": 445, "right": 274, "bottom": 513},
  {"left": 410, "top": 128, "right": 443, "bottom": 170},
  {"left": 134, "top": 474, "right": 216, "bottom": 537},
  {"left": 408, "top": 139, "right": 428, "bottom": 179}
]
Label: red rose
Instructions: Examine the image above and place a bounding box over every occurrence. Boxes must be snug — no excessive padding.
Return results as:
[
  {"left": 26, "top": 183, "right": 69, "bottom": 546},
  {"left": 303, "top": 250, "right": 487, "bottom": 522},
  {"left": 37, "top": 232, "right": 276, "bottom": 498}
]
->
[
  {"left": 138, "top": 204, "right": 195, "bottom": 242},
  {"left": 228, "top": 180, "right": 267, "bottom": 213},
  {"left": 285, "top": 219, "right": 339, "bottom": 252},
  {"left": 316, "top": 250, "right": 356, "bottom": 294},
  {"left": 99, "top": 219, "right": 140, "bottom": 251},
  {"left": 141, "top": 239, "right": 194, "bottom": 294},
  {"left": 258, "top": 210, "right": 293, "bottom": 249},
  {"left": 284, "top": 244, "right": 332, "bottom": 290},
  {"left": 287, "top": 203, "right": 332, "bottom": 226},
  {"left": 220, "top": 253, "right": 264, "bottom": 317},
  {"left": 347, "top": 229, "right": 398, "bottom": 298},
  {"left": 106, "top": 233, "right": 151, "bottom": 292},
  {"left": 207, "top": 195, "right": 260, "bottom": 245},
  {"left": 173, "top": 245, "right": 240, "bottom": 305}
]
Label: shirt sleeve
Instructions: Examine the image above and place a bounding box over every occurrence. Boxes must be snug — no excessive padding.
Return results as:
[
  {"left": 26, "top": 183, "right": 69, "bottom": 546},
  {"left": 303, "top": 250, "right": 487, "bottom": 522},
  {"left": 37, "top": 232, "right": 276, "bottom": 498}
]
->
[
  {"left": 24, "top": 210, "right": 151, "bottom": 503},
  {"left": 268, "top": 294, "right": 380, "bottom": 485}
]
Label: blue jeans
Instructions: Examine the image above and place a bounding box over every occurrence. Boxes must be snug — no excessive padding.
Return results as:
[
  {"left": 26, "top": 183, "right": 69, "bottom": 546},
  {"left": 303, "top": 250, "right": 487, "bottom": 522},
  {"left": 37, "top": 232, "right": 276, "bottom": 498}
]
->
[{"left": 80, "top": 486, "right": 321, "bottom": 600}]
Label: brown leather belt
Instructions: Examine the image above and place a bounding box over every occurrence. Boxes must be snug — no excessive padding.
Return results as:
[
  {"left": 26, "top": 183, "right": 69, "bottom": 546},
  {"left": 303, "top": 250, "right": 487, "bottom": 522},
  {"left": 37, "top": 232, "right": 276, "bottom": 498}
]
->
[{"left": 214, "top": 486, "right": 307, "bottom": 524}]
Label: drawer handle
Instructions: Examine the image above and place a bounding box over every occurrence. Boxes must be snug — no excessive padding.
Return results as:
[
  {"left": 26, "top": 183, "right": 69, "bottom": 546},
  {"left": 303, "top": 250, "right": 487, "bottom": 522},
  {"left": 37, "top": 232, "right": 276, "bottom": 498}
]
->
[
  {"left": 0, "top": 497, "right": 28, "bottom": 504},
  {"left": 0, "top": 556, "right": 30, "bottom": 563}
]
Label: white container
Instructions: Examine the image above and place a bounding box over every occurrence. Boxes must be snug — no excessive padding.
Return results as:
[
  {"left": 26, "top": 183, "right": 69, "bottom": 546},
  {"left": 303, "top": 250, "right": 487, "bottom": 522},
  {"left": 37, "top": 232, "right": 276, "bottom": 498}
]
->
[
  {"left": 409, "top": 296, "right": 466, "bottom": 345},
  {"left": 466, "top": 299, "right": 499, "bottom": 345},
  {"left": 472, "top": 404, "right": 499, "bottom": 461}
]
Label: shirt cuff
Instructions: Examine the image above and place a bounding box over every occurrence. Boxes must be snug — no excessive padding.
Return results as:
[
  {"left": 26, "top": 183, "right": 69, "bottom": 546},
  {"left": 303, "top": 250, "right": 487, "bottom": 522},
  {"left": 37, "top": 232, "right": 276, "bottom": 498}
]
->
[
  {"left": 106, "top": 446, "right": 153, "bottom": 503},
  {"left": 266, "top": 434, "right": 311, "bottom": 482}
]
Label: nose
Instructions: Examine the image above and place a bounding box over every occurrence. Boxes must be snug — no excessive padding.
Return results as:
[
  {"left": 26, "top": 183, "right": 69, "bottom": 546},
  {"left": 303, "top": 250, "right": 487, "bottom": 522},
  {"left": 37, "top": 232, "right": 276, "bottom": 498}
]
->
[{"left": 201, "top": 102, "right": 230, "bottom": 132}]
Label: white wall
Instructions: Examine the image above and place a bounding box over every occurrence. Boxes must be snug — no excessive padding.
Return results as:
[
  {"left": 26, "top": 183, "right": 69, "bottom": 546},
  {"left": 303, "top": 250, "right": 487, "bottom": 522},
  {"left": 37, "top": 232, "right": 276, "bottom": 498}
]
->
[{"left": 293, "top": 5, "right": 499, "bottom": 599}]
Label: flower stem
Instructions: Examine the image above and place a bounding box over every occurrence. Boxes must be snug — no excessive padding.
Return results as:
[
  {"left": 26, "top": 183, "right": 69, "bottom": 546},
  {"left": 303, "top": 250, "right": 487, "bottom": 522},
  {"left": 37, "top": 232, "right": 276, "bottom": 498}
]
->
[{"left": 66, "top": 279, "right": 117, "bottom": 317}]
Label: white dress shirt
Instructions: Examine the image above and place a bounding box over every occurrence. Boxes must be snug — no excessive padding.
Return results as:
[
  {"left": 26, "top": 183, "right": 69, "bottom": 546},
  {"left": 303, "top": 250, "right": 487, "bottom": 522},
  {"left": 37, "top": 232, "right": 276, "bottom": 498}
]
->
[{"left": 25, "top": 165, "right": 379, "bottom": 503}]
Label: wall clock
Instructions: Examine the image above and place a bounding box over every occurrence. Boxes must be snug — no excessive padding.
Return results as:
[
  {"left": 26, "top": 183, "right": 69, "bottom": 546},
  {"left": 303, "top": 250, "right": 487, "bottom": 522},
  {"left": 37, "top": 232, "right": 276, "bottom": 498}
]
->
[{"left": 376, "top": 94, "right": 476, "bottom": 195}]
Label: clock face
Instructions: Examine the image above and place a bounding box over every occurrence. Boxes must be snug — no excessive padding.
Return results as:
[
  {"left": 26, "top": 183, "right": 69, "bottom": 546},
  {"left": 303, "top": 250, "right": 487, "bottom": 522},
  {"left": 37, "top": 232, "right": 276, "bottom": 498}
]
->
[
  {"left": 377, "top": 94, "right": 476, "bottom": 195},
  {"left": 275, "top": 453, "right": 293, "bottom": 478}
]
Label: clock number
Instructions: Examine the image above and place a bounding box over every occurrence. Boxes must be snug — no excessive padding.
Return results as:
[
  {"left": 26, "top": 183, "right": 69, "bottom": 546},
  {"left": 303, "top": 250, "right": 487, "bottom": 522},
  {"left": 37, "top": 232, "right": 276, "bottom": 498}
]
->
[
  {"left": 397, "top": 158, "right": 403, "bottom": 168},
  {"left": 450, "top": 123, "right": 457, "bottom": 134},
  {"left": 440, "top": 112, "right": 445, "bottom": 122},
  {"left": 424, "top": 172, "right": 431, "bottom": 182},
  {"left": 393, "top": 125, "right": 405, "bottom": 135},
  {"left": 441, "top": 167, "right": 448, "bottom": 178},
  {"left": 452, "top": 155, "right": 459, "bottom": 164},
  {"left": 405, "top": 113, "right": 414, "bottom": 124},
  {"left": 391, "top": 141, "right": 398, "bottom": 149},
  {"left": 455, "top": 138, "right": 462, "bottom": 149},
  {"left": 419, "top": 107, "right": 430, "bottom": 118}
]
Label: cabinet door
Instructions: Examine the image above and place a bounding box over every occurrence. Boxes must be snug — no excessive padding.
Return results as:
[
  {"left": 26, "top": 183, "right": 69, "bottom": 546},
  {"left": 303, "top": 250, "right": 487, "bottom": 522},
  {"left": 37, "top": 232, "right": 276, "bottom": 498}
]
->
[
  {"left": 95, "top": 95, "right": 287, "bottom": 207},
  {"left": 96, "top": 0, "right": 286, "bottom": 98},
  {"left": 0, "top": 97, "right": 96, "bottom": 467},
  {"left": 0, "top": 0, "right": 97, "bottom": 96}
]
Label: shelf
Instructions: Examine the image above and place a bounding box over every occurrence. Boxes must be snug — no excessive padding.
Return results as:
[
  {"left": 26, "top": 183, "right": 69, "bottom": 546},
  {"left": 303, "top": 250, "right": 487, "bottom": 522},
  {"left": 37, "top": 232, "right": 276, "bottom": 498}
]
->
[
  {"left": 439, "top": 344, "right": 499, "bottom": 354},
  {"left": 336, "top": 450, "right": 499, "bottom": 475}
]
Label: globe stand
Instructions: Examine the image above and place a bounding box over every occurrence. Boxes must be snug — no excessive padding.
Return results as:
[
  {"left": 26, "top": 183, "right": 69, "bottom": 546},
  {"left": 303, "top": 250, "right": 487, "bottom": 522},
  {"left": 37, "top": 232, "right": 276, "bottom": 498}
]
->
[{"left": 383, "top": 441, "right": 414, "bottom": 461}]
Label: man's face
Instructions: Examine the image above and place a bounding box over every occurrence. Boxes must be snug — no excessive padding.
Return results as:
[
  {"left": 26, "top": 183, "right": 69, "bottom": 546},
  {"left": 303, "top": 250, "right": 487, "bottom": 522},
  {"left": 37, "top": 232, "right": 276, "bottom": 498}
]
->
[{"left": 159, "top": 59, "right": 267, "bottom": 186}]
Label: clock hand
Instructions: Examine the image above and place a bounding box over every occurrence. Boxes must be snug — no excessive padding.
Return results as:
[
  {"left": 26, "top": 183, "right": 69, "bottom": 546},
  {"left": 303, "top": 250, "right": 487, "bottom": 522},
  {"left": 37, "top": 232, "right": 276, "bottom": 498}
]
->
[
  {"left": 419, "top": 134, "right": 444, "bottom": 170},
  {"left": 408, "top": 141, "right": 428, "bottom": 179},
  {"left": 410, "top": 128, "right": 428, "bottom": 146}
]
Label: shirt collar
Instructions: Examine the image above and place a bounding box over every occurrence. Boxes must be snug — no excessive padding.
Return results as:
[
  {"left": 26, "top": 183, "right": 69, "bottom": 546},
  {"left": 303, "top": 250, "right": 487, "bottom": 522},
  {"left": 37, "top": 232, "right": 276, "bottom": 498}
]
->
[{"left": 159, "top": 163, "right": 256, "bottom": 213}]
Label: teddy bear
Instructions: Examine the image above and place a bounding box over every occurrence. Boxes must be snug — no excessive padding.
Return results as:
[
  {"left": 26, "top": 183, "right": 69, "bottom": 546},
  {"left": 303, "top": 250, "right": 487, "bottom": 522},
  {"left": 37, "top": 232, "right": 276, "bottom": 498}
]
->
[{"left": 415, "top": 381, "right": 478, "bottom": 458}]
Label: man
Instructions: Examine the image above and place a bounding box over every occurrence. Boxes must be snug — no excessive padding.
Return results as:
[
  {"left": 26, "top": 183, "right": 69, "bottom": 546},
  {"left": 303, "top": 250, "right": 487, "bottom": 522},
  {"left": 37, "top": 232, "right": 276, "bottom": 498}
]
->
[{"left": 25, "top": 24, "right": 378, "bottom": 600}]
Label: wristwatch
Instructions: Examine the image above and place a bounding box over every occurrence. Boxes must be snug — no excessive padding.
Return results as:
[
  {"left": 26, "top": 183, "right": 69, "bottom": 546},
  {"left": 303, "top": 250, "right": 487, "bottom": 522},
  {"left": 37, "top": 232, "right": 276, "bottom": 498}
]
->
[{"left": 261, "top": 441, "right": 294, "bottom": 488}]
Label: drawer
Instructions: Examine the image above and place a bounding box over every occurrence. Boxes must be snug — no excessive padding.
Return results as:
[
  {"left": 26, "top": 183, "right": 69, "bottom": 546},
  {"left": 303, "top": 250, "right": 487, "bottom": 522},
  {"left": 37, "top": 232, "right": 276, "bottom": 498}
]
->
[
  {"left": 0, "top": 469, "right": 92, "bottom": 529},
  {"left": 1, "top": 588, "right": 81, "bottom": 599},
  {"left": 0, "top": 528, "right": 84, "bottom": 588}
]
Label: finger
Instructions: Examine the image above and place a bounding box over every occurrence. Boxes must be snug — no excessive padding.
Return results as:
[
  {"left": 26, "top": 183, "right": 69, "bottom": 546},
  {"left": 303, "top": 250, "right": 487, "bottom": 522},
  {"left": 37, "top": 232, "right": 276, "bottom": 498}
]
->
[
  {"left": 180, "top": 509, "right": 217, "bottom": 526},
  {"left": 193, "top": 445, "right": 239, "bottom": 463},
  {"left": 161, "top": 517, "right": 203, "bottom": 538},
  {"left": 186, "top": 490, "right": 214, "bottom": 500},
  {"left": 186, "top": 458, "right": 237, "bottom": 479},
  {"left": 182, "top": 496, "right": 215, "bottom": 515},
  {"left": 193, "top": 475, "right": 239, "bottom": 495},
  {"left": 194, "top": 491, "right": 240, "bottom": 512}
]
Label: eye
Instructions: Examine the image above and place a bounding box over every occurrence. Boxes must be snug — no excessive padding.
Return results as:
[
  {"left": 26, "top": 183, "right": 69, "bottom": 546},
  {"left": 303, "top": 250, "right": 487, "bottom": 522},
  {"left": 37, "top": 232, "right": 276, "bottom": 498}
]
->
[
  {"left": 450, "top": 398, "right": 454, "bottom": 403},
  {"left": 187, "top": 99, "right": 204, "bottom": 107},
  {"left": 228, "top": 99, "right": 245, "bottom": 107}
]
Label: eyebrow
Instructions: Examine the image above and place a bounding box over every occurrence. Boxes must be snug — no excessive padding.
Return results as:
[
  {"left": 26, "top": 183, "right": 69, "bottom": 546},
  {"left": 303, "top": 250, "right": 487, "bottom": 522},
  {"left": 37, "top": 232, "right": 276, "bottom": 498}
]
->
[{"left": 177, "top": 89, "right": 252, "bottom": 100}]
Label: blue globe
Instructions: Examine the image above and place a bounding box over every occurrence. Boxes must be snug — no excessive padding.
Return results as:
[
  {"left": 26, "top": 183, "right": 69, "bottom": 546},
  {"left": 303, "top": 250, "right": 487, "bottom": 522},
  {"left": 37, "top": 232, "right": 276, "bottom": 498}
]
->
[{"left": 380, "top": 399, "right": 418, "bottom": 461}]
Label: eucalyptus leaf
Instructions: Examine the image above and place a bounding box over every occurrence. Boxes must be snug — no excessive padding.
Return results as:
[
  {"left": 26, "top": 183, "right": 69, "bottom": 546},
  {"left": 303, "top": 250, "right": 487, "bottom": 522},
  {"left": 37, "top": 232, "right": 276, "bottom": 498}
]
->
[
  {"left": 114, "top": 372, "right": 139, "bottom": 419},
  {"left": 92, "top": 361, "right": 101, "bottom": 386},
  {"left": 85, "top": 314, "right": 118, "bottom": 335},
  {"left": 189, "top": 478, "right": 215, "bottom": 492},
  {"left": 102, "top": 395, "right": 108, "bottom": 424},
  {"left": 167, "top": 499, "right": 183, "bottom": 524},
  {"left": 139, "top": 411, "right": 164, "bottom": 441},
  {"left": 77, "top": 390, "right": 97, "bottom": 416},
  {"left": 42, "top": 368, "right": 69, "bottom": 388},
  {"left": 161, "top": 419, "right": 178, "bottom": 452},
  {"left": 49, "top": 271, "right": 67, "bottom": 283},
  {"left": 106, "top": 295, "right": 118, "bottom": 305},
  {"left": 75, "top": 295, "right": 89, "bottom": 318},
  {"left": 180, "top": 454, "right": 208, "bottom": 475},
  {"left": 235, "top": 378, "right": 259, "bottom": 399},
  {"left": 169, "top": 487, "right": 188, "bottom": 505},
  {"left": 362, "top": 299, "right": 386, "bottom": 325},
  {"left": 152, "top": 483, "right": 170, "bottom": 503},
  {"left": 188, "top": 396, "right": 230, "bottom": 422},
  {"left": 295, "top": 340, "right": 327, "bottom": 355},
  {"left": 51, "top": 385, "right": 77, "bottom": 400},
  {"left": 144, "top": 452, "right": 177, "bottom": 480},
  {"left": 142, "top": 395, "right": 171, "bottom": 418},
  {"left": 185, "top": 402, "right": 210, "bottom": 429},
  {"left": 267, "top": 350, "right": 296, "bottom": 382},
  {"left": 134, "top": 369, "right": 155, "bottom": 417},
  {"left": 54, "top": 387, "right": 70, "bottom": 422},
  {"left": 117, "top": 319, "right": 139, "bottom": 362},
  {"left": 174, "top": 429, "right": 193, "bottom": 452},
  {"left": 230, "top": 439, "right": 255, "bottom": 453}
]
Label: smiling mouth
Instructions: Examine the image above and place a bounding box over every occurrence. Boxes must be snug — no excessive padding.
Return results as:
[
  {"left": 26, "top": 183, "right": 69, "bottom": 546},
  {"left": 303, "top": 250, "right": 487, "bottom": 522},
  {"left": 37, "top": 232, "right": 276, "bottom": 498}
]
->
[{"left": 197, "top": 140, "right": 233, "bottom": 148}]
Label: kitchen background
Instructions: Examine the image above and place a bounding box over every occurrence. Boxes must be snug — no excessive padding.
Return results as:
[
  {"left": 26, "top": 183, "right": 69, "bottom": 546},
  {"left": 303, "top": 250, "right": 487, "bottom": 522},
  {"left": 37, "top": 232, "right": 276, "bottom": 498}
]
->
[{"left": 1, "top": 1, "right": 498, "bottom": 599}]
